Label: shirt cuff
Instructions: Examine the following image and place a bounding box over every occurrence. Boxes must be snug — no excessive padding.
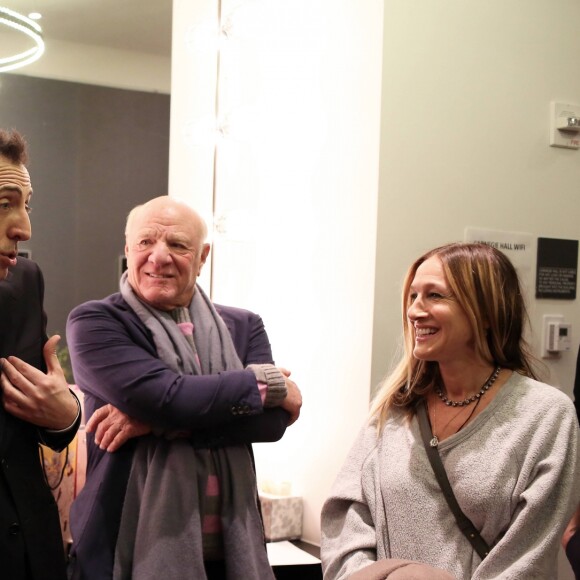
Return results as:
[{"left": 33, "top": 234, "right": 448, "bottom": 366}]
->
[
  {"left": 44, "top": 390, "right": 81, "bottom": 434},
  {"left": 258, "top": 381, "right": 268, "bottom": 405}
]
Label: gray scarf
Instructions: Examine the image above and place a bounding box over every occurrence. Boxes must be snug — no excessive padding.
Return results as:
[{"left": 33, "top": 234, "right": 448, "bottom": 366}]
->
[{"left": 113, "top": 273, "right": 274, "bottom": 580}]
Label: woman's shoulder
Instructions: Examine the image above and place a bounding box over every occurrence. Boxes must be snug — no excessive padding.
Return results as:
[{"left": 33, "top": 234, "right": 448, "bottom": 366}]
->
[
  {"left": 343, "top": 419, "right": 387, "bottom": 470},
  {"left": 508, "top": 372, "right": 571, "bottom": 400},
  {"left": 502, "top": 372, "right": 576, "bottom": 420}
]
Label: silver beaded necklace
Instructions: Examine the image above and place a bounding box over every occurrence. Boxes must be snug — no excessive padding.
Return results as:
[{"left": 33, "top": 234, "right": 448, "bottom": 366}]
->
[{"left": 435, "top": 366, "right": 501, "bottom": 408}]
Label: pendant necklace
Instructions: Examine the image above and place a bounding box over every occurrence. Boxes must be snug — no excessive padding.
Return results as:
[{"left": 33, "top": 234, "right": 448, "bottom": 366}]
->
[{"left": 429, "top": 397, "right": 481, "bottom": 447}]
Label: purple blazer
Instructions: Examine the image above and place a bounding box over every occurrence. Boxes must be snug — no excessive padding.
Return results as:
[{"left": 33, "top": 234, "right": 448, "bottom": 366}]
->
[{"left": 66, "top": 292, "right": 288, "bottom": 579}]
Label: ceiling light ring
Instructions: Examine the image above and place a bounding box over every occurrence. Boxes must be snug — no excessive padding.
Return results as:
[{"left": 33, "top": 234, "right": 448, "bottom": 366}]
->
[{"left": 0, "top": 6, "right": 45, "bottom": 73}]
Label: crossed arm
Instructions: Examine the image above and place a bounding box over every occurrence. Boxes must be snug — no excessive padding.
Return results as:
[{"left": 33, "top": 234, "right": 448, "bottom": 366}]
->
[
  {"left": 66, "top": 299, "right": 301, "bottom": 452},
  {"left": 88, "top": 368, "right": 300, "bottom": 452}
]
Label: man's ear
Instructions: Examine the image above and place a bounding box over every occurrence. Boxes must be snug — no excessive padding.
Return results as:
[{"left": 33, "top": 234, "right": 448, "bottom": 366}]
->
[{"left": 199, "top": 243, "right": 211, "bottom": 274}]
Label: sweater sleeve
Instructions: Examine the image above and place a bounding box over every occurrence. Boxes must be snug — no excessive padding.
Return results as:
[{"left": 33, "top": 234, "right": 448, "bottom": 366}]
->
[
  {"left": 472, "top": 391, "right": 580, "bottom": 580},
  {"left": 321, "top": 424, "right": 382, "bottom": 580}
]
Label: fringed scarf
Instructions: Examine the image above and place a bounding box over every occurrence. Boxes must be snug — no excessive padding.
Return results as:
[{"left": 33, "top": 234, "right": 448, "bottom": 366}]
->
[{"left": 113, "top": 273, "right": 274, "bottom": 580}]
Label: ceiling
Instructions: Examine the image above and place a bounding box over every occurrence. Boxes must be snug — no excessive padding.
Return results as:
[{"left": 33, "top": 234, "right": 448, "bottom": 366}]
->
[{"left": 2, "top": 0, "right": 172, "bottom": 57}]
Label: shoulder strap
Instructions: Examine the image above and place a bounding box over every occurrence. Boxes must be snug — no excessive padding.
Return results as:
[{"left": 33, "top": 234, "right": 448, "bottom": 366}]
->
[{"left": 416, "top": 401, "right": 490, "bottom": 560}]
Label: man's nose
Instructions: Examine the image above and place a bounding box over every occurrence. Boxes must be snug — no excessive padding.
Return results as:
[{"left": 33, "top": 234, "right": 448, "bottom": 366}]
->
[
  {"left": 148, "top": 242, "right": 172, "bottom": 264},
  {"left": 7, "top": 211, "right": 31, "bottom": 242}
]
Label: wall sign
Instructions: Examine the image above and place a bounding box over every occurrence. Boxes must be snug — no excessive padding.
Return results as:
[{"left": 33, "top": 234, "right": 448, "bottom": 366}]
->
[
  {"left": 464, "top": 227, "right": 534, "bottom": 294},
  {"left": 536, "top": 237, "right": 578, "bottom": 300}
]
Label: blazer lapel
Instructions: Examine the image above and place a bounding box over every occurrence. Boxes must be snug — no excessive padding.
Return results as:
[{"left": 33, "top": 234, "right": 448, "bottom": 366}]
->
[
  {"left": 0, "top": 274, "right": 18, "bottom": 355},
  {"left": 0, "top": 272, "right": 19, "bottom": 448}
]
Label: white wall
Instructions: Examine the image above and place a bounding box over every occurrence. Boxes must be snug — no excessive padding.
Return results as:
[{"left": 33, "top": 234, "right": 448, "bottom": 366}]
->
[
  {"left": 372, "top": 1, "right": 580, "bottom": 577},
  {"left": 8, "top": 37, "right": 171, "bottom": 93},
  {"left": 373, "top": 0, "right": 580, "bottom": 395},
  {"left": 169, "top": 0, "right": 384, "bottom": 544}
]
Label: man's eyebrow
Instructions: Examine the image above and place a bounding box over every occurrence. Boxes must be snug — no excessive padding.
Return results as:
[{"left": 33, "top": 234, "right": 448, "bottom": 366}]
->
[{"left": 0, "top": 185, "right": 23, "bottom": 194}]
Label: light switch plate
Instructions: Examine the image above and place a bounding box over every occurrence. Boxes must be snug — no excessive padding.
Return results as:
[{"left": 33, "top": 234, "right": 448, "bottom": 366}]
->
[{"left": 541, "top": 314, "right": 564, "bottom": 358}]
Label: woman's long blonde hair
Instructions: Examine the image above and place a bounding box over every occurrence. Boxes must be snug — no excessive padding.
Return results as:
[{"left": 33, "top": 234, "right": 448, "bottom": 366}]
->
[{"left": 369, "top": 242, "right": 538, "bottom": 431}]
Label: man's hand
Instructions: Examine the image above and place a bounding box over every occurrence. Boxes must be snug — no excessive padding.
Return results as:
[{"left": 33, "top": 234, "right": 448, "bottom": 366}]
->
[
  {"left": 87, "top": 404, "right": 151, "bottom": 452},
  {"left": 563, "top": 503, "right": 580, "bottom": 549},
  {"left": 278, "top": 367, "right": 302, "bottom": 426},
  {"left": 0, "top": 335, "right": 78, "bottom": 430}
]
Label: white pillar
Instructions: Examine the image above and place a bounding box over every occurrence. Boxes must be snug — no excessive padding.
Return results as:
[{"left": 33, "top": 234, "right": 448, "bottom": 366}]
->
[{"left": 169, "top": 0, "right": 384, "bottom": 544}]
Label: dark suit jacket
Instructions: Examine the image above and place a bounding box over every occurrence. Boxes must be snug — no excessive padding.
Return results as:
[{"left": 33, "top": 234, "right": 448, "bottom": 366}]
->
[
  {"left": 0, "top": 259, "right": 78, "bottom": 580},
  {"left": 573, "top": 346, "right": 580, "bottom": 426},
  {"left": 66, "top": 292, "right": 289, "bottom": 579}
]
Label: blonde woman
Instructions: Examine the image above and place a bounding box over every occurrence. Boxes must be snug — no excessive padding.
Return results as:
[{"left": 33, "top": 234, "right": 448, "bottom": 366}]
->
[{"left": 322, "top": 242, "right": 579, "bottom": 579}]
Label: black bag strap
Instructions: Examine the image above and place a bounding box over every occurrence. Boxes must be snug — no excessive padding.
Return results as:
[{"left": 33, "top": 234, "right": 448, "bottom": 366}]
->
[{"left": 417, "top": 401, "right": 490, "bottom": 560}]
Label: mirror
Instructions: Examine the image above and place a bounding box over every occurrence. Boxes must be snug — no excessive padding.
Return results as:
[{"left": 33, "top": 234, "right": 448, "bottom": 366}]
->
[{"left": 0, "top": 1, "right": 172, "bottom": 340}]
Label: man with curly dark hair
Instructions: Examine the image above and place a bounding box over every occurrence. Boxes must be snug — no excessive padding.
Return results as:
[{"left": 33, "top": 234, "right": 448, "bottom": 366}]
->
[{"left": 0, "top": 128, "right": 81, "bottom": 580}]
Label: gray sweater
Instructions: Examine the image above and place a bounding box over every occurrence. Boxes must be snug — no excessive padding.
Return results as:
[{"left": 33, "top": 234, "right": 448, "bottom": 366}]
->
[{"left": 321, "top": 373, "right": 580, "bottom": 580}]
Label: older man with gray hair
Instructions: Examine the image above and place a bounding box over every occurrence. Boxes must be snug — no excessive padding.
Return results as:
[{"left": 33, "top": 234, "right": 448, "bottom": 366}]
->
[{"left": 67, "top": 195, "right": 301, "bottom": 580}]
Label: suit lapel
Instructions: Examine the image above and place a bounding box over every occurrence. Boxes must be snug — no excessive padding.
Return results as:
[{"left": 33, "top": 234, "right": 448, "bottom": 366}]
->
[
  {"left": 0, "top": 271, "right": 22, "bottom": 450},
  {"left": 0, "top": 272, "right": 18, "bottom": 358}
]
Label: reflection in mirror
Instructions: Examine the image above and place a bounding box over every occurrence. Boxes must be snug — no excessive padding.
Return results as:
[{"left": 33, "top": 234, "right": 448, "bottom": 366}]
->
[
  {"left": 0, "top": 0, "right": 172, "bottom": 340},
  {"left": 0, "top": 7, "right": 44, "bottom": 73}
]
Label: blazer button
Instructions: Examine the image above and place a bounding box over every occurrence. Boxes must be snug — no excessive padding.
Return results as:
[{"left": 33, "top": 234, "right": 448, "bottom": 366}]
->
[
  {"left": 242, "top": 405, "right": 250, "bottom": 414},
  {"left": 9, "top": 522, "right": 20, "bottom": 535},
  {"left": 231, "top": 406, "right": 238, "bottom": 415}
]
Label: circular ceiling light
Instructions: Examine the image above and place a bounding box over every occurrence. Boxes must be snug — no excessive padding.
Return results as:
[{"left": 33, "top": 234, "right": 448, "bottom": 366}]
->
[{"left": 0, "top": 6, "right": 44, "bottom": 73}]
